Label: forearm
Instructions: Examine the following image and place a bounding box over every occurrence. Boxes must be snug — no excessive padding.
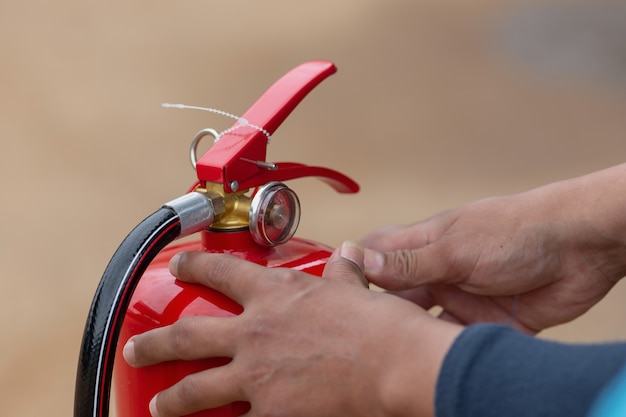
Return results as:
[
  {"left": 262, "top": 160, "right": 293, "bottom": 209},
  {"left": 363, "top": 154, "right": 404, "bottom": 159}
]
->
[
  {"left": 534, "top": 163, "right": 626, "bottom": 282},
  {"left": 382, "top": 314, "right": 462, "bottom": 417},
  {"left": 572, "top": 163, "right": 626, "bottom": 281},
  {"left": 436, "top": 324, "right": 626, "bottom": 417}
]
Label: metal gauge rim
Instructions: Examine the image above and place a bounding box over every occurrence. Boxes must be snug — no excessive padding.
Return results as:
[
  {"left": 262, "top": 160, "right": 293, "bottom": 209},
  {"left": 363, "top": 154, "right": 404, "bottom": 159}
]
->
[{"left": 249, "top": 182, "right": 301, "bottom": 247}]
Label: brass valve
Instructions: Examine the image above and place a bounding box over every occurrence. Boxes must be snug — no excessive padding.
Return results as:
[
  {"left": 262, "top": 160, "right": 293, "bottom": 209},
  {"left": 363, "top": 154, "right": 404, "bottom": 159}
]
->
[{"left": 194, "top": 183, "right": 251, "bottom": 231}]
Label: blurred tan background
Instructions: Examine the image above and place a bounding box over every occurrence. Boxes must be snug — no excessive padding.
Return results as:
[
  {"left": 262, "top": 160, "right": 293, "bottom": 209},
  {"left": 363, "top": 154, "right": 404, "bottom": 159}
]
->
[{"left": 2, "top": 0, "right": 626, "bottom": 415}]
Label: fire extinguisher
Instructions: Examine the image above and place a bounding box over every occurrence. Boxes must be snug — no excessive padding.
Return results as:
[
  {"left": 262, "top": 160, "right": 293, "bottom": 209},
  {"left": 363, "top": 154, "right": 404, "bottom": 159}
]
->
[{"left": 74, "top": 60, "right": 359, "bottom": 417}]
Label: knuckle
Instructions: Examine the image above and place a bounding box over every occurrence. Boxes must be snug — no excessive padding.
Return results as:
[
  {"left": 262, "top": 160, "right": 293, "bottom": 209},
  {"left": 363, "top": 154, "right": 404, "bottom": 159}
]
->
[
  {"left": 257, "top": 267, "right": 307, "bottom": 295},
  {"left": 332, "top": 258, "right": 363, "bottom": 280},
  {"left": 246, "top": 359, "right": 273, "bottom": 387},
  {"left": 391, "top": 250, "right": 419, "bottom": 283},
  {"left": 273, "top": 268, "right": 300, "bottom": 286},
  {"left": 176, "top": 373, "right": 204, "bottom": 408},
  {"left": 206, "top": 255, "right": 232, "bottom": 279},
  {"left": 170, "top": 317, "right": 197, "bottom": 358},
  {"left": 182, "top": 252, "right": 235, "bottom": 291},
  {"left": 241, "top": 316, "right": 277, "bottom": 344}
]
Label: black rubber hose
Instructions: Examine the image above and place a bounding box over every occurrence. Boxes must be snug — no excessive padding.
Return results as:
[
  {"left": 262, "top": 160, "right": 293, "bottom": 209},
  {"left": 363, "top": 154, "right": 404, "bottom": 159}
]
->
[{"left": 74, "top": 207, "right": 181, "bottom": 417}]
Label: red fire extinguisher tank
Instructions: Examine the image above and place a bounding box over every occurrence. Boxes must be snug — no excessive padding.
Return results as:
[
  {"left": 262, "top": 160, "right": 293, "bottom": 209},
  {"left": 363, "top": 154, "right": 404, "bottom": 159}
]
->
[
  {"left": 96, "top": 60, "right": 360, "bottom": 417},
  {"left": 113, "top": 231, "right": 335, "bottom": 417}
]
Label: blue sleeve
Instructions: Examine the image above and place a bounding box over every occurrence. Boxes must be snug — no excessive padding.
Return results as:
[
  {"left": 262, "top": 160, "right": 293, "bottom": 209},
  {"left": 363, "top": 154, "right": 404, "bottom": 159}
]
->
[
  {"left": 435, "top": 324, "right": 626, "bottom": 417},
  {"left": 588, "top": 363, "right": 626, "bottom": 416}
]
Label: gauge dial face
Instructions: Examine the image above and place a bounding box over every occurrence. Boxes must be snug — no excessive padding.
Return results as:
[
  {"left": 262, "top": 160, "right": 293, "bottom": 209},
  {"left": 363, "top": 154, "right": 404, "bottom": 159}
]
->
[{"left": 250, "top": 182, "right": 301, "bottom": 246}]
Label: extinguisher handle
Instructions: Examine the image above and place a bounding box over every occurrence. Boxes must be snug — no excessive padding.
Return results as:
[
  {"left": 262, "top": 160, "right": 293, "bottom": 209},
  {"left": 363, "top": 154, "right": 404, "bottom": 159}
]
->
[
  {"left": 194, "top": 60, "right": 358, "bottom": 194},
  {"left": 242, "top": 162, "right": 358, "bottom": 194}
]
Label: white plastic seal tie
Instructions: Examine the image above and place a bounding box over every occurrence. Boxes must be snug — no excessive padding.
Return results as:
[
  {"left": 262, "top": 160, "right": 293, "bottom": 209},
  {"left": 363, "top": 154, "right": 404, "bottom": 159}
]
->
[{"left": 161, "top": 103, "right": 272, "bottom": 143}]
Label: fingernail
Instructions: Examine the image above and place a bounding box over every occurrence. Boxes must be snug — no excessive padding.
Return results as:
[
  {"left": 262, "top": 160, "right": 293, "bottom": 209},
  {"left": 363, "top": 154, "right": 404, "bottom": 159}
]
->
[
  {"left": 169, "top": 252, "right": 182, "bottom": 276},
  {"left": 149, "top": 394, "right": 160, "bottom": 417},
  {"left": 339, "top": 240, "right": 364, "bottom": 267},
  {"left": 122, "top": 339, "right": 136, "bottom": 366},
  {"left": 363, "top": 249, "right": 384, "bottom": 274}
]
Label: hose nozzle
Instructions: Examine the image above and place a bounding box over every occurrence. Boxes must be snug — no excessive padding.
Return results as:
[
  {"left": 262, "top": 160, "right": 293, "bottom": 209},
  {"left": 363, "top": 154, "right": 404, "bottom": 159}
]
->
[{"left": 163, "top": 191, "right": 225, "bottom": 238}]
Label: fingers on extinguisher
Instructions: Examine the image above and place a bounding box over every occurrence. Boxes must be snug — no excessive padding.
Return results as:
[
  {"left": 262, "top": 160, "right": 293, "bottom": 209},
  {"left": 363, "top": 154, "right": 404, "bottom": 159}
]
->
[
  {"left": 123, "top": 315, "right": 238, "bottom": 367},
  {"left": 169, "top": 251, "right": 266, "bottom": 304},
  {"left": 150, "top": 365, "right": 243, "bottom": 417},
  {"left": 322, "top": 240, "right": 368, "bottom": 288}
]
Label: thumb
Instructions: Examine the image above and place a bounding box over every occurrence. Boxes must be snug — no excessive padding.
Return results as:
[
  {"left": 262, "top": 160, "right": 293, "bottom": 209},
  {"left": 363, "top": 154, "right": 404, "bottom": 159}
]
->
[
  {"left": 364, "top": 246, "right": 448, "bottom": 290},
  {"left": 322, "top": 240, "right": 368, "bottom": 287}
]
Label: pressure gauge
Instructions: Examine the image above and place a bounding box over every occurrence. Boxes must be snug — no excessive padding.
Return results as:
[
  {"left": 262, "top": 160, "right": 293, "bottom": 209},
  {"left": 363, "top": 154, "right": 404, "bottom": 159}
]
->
[{"left": 249, "top": 182, "right": 301, "bottom": 246}]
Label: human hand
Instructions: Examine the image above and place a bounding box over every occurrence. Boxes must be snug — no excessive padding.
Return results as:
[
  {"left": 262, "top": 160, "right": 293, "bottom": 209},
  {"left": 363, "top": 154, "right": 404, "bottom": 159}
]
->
[
  {"left": 123, "top": 242, "right": 462, "bottom": 417},
  {"left": 361, "top": 172, "right": 626, "bottom": 333}
]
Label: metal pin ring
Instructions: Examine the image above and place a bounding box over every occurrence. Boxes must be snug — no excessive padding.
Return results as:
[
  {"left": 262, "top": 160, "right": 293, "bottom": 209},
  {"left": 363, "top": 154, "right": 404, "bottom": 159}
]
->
[{"left": 189, "top": 128, "right": 220, "bottom": 169}]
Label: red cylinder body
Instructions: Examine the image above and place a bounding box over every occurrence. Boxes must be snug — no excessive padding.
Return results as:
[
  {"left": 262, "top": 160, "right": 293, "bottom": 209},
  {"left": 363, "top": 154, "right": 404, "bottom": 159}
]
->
[{"left": 112, "top": 228, "right": 333, "bottom": 417}]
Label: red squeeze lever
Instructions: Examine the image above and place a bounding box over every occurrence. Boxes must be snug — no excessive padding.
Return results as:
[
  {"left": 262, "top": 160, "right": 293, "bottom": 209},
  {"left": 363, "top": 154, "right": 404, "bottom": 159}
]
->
[{"left": 194, "top": 60, "right": 360, "bottom": 194}]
